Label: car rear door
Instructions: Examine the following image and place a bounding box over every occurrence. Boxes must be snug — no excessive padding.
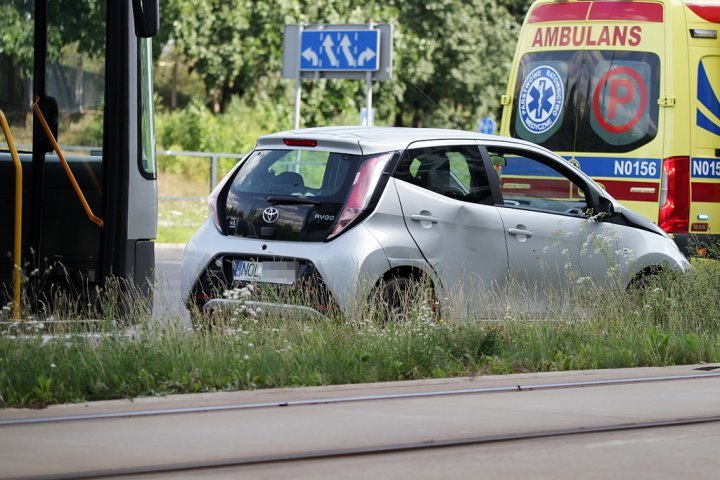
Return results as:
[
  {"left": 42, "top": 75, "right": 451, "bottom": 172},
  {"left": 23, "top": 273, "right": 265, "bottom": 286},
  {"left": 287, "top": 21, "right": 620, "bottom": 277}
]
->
[
  {"left": 485, "top": 144, "right": 618, "bottom": 310},
  {"left": 392, "top": 141, "right": 508, "bottom": 314}
]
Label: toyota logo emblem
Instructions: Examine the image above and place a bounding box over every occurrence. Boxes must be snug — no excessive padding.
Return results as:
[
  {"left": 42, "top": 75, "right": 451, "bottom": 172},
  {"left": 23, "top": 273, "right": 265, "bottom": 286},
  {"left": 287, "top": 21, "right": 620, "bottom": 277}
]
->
[{"left": 262, "top": 207, "right": 279, "bottom": 223}]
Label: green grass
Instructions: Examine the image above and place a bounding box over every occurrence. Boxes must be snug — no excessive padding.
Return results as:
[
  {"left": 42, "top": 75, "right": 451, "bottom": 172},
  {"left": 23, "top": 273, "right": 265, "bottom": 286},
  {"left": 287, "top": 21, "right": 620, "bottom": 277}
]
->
[
  {"left": 1, "top": 260, "right": 719, "bottom": 408},
  {"left": 157, "top": 199, "right": 208, "bottom": 243}
]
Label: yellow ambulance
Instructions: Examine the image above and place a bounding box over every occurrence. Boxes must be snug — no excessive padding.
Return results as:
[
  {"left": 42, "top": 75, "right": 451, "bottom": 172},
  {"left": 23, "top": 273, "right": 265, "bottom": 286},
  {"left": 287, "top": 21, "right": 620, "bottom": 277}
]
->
[{"left": 500, "top": 0, "right": 720, "bottom": 254}]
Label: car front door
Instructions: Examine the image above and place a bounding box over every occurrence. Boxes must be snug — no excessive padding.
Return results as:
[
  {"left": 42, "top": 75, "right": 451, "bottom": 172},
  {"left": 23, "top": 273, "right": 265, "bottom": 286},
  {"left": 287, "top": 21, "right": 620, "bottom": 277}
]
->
[
  {"left": 485, "top": 145, "right": 617, "bottom": 311},
  {"left": 392, "top": 141, "right": 508, "bottom": 315}
]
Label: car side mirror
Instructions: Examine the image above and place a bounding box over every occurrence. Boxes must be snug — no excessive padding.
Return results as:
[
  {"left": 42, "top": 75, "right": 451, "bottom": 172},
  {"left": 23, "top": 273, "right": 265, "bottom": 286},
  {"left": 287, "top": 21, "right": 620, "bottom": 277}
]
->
[
  {"left": 132, "top": 0, "right": 159, "bottom": 38},
  {"left": 598, "top": 196, "right": 615, "bottom": 217},
  {"left": 490, "top": 155, "right": 506, "bottom": 168}
]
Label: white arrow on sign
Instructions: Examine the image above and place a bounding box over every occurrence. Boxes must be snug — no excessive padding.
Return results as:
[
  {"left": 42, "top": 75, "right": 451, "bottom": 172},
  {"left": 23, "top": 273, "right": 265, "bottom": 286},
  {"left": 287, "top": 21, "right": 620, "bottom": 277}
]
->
[
  {"left": 339, "top": 35, "right": 356, "bottom": 66},
  {"left": 322, "top": 35, "right": 338, "bottom": 67},
  {"left": 301, "top": 48, "right": 319, "bottom": 66},
  {"left": 358, "top": 47, "right": 376, "bottom": 66}
]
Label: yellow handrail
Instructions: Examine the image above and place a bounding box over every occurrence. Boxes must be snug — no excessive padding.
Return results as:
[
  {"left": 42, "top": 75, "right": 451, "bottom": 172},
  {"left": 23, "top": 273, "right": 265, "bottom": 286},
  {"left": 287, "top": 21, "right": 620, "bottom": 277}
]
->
[
  {"left": 33, "top": 98, "right": 104, "bottom": 228},
  {"left": 0, "top": 109, "right": 23, "bottom": 321}
]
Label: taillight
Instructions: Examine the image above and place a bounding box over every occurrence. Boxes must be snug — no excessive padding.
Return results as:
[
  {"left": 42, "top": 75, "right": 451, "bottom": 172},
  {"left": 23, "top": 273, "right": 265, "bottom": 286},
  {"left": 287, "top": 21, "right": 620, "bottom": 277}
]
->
[
  {"left": 207, "top": 181, "right": 223, "bottom": 231},
  {"left": 208, "top": 161, "right": 245, "bottom": 232},
  {"left": 658, "top": 156, "right": 690, "bottom": 233},
  {"left": 328, "top": 153, "right": 393, "bottom": 239},
  {"left": 283, "top": 138, "right": 317, "bottom": 147}
]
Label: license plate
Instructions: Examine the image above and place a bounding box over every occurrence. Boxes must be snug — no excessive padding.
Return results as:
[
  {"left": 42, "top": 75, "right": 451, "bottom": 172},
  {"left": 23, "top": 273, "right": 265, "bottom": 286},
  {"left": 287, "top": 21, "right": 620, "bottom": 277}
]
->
[{"left": 234, "top": 260, "right": 297, "bottom": 284}]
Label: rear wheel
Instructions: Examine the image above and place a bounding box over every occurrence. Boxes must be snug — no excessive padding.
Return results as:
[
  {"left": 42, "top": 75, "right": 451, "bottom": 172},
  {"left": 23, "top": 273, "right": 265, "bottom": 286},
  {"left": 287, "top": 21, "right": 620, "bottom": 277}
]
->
[{"left": 374, "top": 275, "right": 438, "bottom": 323}]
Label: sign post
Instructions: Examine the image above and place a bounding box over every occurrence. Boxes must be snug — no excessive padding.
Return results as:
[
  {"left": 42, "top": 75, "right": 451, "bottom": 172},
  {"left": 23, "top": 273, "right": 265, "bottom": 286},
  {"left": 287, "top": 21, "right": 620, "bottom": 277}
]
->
[
  {"left": 365, "top": 70, "right": 373, "bottom": 126},
  {"left": 283, "top": 24, "right": 393, "bottom": 129},
  {"left": 293, "top": 24, "right": 303, "bottom": 129}
]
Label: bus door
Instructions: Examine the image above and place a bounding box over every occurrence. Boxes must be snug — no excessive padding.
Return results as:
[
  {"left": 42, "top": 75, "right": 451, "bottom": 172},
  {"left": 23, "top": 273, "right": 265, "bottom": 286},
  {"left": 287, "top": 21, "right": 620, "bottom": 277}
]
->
[
  {"left": 0, "top": 0, "right": 158, "bottom": 314},
  {"left": 687, "top": 4, "right": 720, "bottom": 244},
  {"left": 506, "top": 1, "right": 665, "bottom": 225}
]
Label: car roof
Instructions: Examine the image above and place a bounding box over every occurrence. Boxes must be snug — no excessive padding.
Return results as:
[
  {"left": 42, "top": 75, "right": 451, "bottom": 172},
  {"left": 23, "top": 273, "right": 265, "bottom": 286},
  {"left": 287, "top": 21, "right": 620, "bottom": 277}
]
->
[
  {"left": 257, "top": 126, "right": 538, "bottom": 155},
  {"left": 255, "top": 126, "right": 614, "bottom": 204}
]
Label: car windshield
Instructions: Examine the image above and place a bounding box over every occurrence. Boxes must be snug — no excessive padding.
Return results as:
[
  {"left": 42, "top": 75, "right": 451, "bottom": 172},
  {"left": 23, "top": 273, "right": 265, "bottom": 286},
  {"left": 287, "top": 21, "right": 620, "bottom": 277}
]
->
[{"left": 227, "top": 149, "right": 362, "bottom": 203}]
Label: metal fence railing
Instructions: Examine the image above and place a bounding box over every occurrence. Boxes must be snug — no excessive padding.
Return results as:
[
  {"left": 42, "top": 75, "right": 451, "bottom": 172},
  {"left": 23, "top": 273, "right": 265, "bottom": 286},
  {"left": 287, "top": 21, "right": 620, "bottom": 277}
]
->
[
  {"left": 2, "top": 144, "right": 247, "bottom": 201},
  {"left": 156, "top": 149, "right": 246, "bottom": 200}
]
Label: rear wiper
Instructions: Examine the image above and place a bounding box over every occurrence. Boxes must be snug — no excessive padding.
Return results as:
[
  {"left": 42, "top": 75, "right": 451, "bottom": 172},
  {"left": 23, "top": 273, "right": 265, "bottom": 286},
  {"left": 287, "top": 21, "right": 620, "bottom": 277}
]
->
[{"left": 267, "top": 195, "right": 321, "bottom": 205}]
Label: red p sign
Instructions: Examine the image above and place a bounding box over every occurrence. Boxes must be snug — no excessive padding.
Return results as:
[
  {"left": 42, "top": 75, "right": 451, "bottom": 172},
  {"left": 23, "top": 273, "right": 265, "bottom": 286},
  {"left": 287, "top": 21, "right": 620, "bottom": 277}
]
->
[
  {"left": 593, "top": 66, "right": 647, "bottom": 133},
  {"left": 607, "top": 78, "right": 636, "bottom": 120}
]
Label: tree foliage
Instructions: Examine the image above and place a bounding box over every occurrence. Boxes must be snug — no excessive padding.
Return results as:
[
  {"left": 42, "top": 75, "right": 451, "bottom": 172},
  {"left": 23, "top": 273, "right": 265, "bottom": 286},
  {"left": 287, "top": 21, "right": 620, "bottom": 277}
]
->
[
  {"left": 1, "top": 0, "right": 529, "bottom": 132},
  {"left": 0, "top": 0, "right": 35, "bottom": 74},
  {"left": 1, "top": 0, "right": 106, "bottom": 74},
  {"left": 391, "top": 1, "right": 519, "bottom": 128},
  {"left": 164, "top": 0, "right": 523, "bottom": 129}
]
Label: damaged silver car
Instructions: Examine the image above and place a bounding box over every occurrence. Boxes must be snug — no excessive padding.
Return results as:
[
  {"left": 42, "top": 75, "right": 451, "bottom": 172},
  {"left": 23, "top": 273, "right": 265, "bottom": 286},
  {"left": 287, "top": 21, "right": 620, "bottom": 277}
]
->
[{"left": 181, "top": 127, "right": 688, "bottom": 319}]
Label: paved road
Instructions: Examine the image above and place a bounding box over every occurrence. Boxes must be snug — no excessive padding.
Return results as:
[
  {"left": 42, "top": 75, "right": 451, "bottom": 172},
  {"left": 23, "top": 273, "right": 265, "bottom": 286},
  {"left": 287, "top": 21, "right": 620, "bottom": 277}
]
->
[
  {"left": 2, "top": 365, "right": 719, "bottom": 479},
  {"left": 122, "top": 422, "right": 720, "bottom": 480},
  {"left": 153, "top": 244, "right": 188, "bottom": 325}
]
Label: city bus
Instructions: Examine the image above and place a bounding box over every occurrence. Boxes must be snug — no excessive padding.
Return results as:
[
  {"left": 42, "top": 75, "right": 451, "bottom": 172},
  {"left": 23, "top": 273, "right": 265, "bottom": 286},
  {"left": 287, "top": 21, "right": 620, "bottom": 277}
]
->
[
  {"left": 0, "top": 0, "right": 159, "bottom": 315},
  {"left": 500, "top": 0, "right": 720, "bottom": 255}
]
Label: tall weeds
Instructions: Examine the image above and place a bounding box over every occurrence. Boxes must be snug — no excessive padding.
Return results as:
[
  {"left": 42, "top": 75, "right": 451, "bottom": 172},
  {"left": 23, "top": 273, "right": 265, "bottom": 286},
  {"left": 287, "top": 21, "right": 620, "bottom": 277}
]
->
[{"left": 1, "top": 260, "right": 718, "bottom": 408}]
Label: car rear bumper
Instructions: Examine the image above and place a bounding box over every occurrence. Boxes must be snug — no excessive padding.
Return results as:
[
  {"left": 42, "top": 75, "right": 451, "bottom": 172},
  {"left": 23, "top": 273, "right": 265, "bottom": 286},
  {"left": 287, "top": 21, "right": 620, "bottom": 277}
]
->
[
  {"left": 671, "top": 233, "right": 720, "bottom": 258},
  {"left": 180, "top": 219, "right": 391, "bottom": 315}
]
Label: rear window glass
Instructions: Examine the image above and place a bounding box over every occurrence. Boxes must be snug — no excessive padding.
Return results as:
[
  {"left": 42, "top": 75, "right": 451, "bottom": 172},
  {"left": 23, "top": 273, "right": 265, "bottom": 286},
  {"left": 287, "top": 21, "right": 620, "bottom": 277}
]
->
[
  {"left": 227, "top": 149, "right": 362, "bottom": 203},
  {"left": 511, "top": 50, "right": 660, "bottom": 153}
]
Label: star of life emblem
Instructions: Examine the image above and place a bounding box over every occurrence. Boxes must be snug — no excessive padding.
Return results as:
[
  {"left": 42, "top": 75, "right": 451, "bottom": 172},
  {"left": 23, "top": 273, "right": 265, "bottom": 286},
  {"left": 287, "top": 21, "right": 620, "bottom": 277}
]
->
[{"left": 518, "top": 66, "right": 565, "bottom": 134}]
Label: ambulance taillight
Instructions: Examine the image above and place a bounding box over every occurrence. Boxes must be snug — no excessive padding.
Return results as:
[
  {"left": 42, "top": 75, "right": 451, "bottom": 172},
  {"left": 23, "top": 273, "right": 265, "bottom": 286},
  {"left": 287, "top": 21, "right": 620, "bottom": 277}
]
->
[{"left": 658, "top": 156, "right": 690, "bottom": 233}]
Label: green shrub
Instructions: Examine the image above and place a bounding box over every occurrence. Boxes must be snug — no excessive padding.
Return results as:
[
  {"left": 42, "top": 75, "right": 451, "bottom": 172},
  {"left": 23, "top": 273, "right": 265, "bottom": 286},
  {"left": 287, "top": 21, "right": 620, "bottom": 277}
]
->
[{"left": 155, "top": 96, "right": 293, "bottom": 182}]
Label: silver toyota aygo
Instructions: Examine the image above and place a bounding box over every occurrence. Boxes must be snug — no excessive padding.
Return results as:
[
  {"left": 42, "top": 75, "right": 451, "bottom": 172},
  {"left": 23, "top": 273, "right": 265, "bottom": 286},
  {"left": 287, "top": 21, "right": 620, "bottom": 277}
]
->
[{"left": 181, "top": 127, "right": 689, "bottom": 318}]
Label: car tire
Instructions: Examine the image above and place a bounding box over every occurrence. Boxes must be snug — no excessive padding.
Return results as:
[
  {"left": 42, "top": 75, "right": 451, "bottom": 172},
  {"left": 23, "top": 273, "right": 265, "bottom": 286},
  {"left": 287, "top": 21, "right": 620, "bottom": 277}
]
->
[
  {"left": 374, "top": 275, "right": 438, "bottom": 323},
  {"left": 628, "top": 266, "right": 662, "bottom": 291}
]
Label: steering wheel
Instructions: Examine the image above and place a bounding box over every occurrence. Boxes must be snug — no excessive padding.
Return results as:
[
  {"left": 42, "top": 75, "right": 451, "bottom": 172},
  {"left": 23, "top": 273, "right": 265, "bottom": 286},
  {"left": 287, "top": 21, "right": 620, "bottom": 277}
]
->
[{"left": 565, "top": 207, "right": 585, "bottom": 216}]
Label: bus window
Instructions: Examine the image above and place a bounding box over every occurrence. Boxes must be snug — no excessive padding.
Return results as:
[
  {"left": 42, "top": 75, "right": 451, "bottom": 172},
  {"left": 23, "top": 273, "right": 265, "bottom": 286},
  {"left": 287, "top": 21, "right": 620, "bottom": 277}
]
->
[
  {"left": 579, "top": 51, "right": 660, "bottom": 152},
  {"left": 46, "top": 2, "right": 106, "bottom": 151},
  {"left": 0, "top": 2, "right": 34, "bottom": 148},
  {"left": 139, "top": 37, "right": 157, "bottom": 179},
  {"left": 511, "top": 50, "right": 660, "bottom": 153},
  {"left": 510, "top": 51, "right": 584, "bottom": 151}
]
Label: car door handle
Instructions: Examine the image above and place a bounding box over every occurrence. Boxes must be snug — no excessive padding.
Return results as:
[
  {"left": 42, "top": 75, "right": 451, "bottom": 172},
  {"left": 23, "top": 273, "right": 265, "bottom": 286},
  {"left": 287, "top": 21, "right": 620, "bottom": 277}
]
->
[
  {"left": 508, "top": 227, "right": 533, "bottom": 237},
  {"left": 411, "top": 214, "right": 439, "bottom": 224}
]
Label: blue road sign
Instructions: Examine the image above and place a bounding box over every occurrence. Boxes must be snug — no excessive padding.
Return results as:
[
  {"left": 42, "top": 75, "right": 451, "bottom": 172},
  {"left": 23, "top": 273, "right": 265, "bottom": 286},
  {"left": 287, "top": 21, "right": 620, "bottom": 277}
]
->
[
  {"left": 479, "top": 116, "right": 496, "bottom": 135},
  {"left": 300, "top": 30, "right": 380, "bottom": 71}
]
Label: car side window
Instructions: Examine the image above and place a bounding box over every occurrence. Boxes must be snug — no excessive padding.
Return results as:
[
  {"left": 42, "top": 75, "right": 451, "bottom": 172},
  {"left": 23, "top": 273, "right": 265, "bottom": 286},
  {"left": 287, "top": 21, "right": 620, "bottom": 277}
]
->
[
  {"left": 488, "top": 148, "right": 590, "bottom": 216},
  {"left": 394, "top": 145, "right": 493, "bottom": 205}
]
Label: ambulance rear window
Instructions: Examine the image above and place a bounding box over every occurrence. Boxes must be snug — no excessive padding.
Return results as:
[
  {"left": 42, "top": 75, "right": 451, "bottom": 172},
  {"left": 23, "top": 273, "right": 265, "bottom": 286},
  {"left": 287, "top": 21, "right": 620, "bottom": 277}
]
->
[{"left": 511, "top": 51, "right": 660, "bottom": 153}]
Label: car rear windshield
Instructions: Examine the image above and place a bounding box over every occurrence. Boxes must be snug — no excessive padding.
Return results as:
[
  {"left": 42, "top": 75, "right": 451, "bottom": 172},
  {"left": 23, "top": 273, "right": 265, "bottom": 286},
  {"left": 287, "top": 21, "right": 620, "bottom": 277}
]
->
[
  {"left": 226, "top": 149, "right": 363, "bottom": 204},
  {"left": 510, "top": 50, "right": 660, "bottom": 153}
]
